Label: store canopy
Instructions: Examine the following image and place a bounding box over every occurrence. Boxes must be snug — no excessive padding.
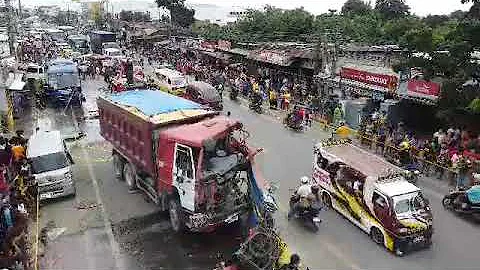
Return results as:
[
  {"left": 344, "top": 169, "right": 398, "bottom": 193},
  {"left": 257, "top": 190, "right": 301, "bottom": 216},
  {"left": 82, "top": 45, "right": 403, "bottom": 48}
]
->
[{"left": 247, "top": 50, "right": 295, "bottom": 66}]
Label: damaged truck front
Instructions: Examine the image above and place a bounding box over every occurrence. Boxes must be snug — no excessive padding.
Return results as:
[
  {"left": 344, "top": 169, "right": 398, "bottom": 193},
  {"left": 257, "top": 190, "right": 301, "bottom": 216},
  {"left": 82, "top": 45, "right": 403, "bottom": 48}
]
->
[{"left": 98, "top": 90, "right": 265, "bottom": 232}]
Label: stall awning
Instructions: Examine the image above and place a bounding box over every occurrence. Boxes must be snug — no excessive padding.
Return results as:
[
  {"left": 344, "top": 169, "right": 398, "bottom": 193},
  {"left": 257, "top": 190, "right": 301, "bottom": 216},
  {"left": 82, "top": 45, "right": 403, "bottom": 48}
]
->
[{"left": 247, "top": 50, "right": 295, "bottom": 66}]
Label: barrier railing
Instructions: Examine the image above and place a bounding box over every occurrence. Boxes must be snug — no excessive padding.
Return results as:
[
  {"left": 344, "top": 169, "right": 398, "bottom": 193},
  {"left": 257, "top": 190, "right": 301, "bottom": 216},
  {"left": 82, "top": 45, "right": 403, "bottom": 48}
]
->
[{"left": 320, "top": 121, "right": 474, "bottom": 176}]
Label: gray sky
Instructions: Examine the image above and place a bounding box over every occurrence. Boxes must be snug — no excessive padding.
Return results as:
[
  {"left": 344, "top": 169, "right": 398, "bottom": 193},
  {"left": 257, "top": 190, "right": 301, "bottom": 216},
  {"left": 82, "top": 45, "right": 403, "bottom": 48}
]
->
[
  {"left": 19, "top": 0, "right": 472, "bottom": 16},
  {"left": 188, "top": 0, "right": 471, "bottom": 16}
]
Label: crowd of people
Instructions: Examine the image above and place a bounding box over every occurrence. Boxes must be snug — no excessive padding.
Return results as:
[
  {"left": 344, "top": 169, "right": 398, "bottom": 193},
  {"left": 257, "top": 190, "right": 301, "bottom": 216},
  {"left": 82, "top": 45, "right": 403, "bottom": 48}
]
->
[
  {"left": 0, "top": 131, "right": 36, "bottom": 270},
  {"left": 358, "top": 112, "right": 480, "bottom": 189}
]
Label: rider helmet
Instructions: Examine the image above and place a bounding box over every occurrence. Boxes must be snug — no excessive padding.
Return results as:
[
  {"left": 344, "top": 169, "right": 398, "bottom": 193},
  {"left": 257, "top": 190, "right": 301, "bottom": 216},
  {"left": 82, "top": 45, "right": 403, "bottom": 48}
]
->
[{"left": 300, "top": 176, "right": 309, "bottom": 184}]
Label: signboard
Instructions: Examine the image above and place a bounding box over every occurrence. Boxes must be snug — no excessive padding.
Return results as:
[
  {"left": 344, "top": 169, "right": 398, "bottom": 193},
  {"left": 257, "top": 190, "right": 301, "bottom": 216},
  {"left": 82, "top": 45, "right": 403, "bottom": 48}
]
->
[
  {"left": 217, "top": 40, "right": 231, "bottom": 51},
  {"left": 340, "top": 67, "right": 398, "bottom": 90},
  {"left": 249, "top": 50, "right": 291, "bottom": 66},
  {"left": 406, "top": 79, "right": 440, "bottom": 100}
]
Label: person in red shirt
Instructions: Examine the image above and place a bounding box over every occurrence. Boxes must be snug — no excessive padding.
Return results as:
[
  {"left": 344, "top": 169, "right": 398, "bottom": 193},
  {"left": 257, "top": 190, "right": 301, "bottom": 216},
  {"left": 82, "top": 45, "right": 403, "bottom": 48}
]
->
[{"left": 0, "top": 165, "right": 9, "bottom": 194}]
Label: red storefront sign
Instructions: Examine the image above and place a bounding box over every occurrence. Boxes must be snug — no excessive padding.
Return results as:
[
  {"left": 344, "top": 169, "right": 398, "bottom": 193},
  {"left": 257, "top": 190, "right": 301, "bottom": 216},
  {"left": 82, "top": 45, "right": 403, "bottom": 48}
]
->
[
  {"left": 340, "top": 67, "right": 398, "bottom": 90},
  {"left": 407, "top": 79, "right": 440, "bottom": 99}
]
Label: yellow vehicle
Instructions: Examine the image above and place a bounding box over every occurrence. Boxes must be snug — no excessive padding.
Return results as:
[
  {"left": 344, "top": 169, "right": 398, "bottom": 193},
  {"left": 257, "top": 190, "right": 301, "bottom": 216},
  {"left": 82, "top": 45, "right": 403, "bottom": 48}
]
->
[
  {"left": 150, "top": 68, "right": 187, "bottom": 96},
  {"left": 313, "top": 139, "right": 433, "bottom": 256}
]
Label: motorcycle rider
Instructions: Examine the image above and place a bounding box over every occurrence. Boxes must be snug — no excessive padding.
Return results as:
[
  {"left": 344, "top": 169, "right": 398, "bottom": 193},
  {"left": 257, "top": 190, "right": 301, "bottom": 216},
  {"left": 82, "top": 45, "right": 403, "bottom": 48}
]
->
[
  {"left": 398, "top": 136, "right": 411, "bottom": 166},
  {"left": 288, "top": 177, "right": 321, "bottom": 220},
  {"left": 280, "top": 254, "right": 302, "bottom": 270}
]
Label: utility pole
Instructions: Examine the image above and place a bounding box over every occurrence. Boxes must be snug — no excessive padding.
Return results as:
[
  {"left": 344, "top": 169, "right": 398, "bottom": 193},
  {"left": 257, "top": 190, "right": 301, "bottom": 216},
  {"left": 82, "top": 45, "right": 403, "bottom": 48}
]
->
[
  {"left": 5, "top": 0, "right": 16, "bottom": 57},
  {"left": 17, "top": 0, "right": 21, "bottom": 18}
]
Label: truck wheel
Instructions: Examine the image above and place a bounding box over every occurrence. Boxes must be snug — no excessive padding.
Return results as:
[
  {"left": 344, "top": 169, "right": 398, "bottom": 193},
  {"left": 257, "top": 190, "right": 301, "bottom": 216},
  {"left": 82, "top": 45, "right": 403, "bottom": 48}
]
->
[
  {"left": 168, "top": 197, "right": 185, "bottom": 232},
  {"left": 123, "top": 163, "right": 136, "bottom": 190},
  {"left": 113, "top": 154, "right": 124, "bottom": 181},
  {"left": 370, "top": 227, "right": 384, "bottom": 246}
]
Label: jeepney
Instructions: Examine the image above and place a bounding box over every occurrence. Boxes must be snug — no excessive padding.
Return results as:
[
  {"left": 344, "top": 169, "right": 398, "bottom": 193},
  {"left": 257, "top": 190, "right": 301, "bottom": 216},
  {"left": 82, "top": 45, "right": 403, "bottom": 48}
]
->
[{"left": 312, "top": 139, "right": 433, "bottom": 256}]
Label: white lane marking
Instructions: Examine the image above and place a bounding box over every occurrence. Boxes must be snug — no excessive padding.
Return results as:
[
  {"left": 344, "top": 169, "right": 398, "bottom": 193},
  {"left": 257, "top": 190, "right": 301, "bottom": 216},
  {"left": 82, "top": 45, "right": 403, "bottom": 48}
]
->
[{"left": 71, "top": 109, "right": 126, "bottom": 270}]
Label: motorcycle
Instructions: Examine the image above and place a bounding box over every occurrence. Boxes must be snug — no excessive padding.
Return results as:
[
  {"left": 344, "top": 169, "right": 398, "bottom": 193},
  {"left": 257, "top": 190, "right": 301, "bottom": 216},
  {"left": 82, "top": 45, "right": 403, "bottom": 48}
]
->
[
  {"left": 230, "top": 87, "right": 239, "bottom": 101},
  {"left": 402, "top": 162, "right": 421, "bottom": 183},
  {"left": 288, "top": 194, "right": 322, "bottom": 232},
  {"left": 283, "top": 114, "right": 304, "bottom": 132},
  {"left": 249, "top": 96, "right": 263, "bottom": 114},
  {"left": 442, "top": 186, "right": 480, "bottom": 220}
]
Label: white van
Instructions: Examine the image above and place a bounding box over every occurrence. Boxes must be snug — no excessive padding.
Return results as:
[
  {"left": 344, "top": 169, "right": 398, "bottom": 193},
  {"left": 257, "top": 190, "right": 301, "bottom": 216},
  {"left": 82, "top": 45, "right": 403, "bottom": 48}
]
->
[{"left": 27, "top": 130, "right": 76, "bottom": 200}]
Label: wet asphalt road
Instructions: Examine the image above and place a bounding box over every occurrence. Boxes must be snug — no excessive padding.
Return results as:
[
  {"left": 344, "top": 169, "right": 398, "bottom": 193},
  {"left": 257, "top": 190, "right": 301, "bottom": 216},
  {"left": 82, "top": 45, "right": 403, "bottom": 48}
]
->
[{"left": 34, "top": 76, "right": 480, "bottom": 270}]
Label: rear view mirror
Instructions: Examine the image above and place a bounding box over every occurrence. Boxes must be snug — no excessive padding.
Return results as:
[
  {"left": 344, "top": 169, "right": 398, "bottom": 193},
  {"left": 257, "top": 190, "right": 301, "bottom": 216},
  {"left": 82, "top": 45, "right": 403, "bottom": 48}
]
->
[{"left": 66, "top": 151, "right": 74, "bottom": 165}]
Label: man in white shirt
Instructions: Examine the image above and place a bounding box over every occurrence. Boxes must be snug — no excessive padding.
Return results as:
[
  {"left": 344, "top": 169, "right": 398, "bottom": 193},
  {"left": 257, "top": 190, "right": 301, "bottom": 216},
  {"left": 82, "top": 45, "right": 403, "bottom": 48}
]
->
[{"left": 288, "top": 177, "right": 312, "bottom": 219}]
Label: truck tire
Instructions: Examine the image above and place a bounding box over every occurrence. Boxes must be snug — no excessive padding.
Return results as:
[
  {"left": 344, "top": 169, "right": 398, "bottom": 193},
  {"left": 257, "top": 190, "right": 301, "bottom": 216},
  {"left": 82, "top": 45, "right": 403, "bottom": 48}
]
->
[
  {"left": 113, "top": 153, "right": 124, "bottom": 181},
  {"left": 168, "top": 196, "right": 185, "bottom": 232},
  {"left": 370, "top": 227, "right": 384, "bottom": 246},
  {"left": 123, "top": 163, "right": 137, "bottom": 190}
]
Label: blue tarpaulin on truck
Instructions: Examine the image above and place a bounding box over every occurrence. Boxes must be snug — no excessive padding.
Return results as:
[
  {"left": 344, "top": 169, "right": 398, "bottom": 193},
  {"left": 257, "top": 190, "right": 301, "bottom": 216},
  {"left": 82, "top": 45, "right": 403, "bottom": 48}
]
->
[{"left": 108, "top": 90, "right": 202, "bottom": 116}]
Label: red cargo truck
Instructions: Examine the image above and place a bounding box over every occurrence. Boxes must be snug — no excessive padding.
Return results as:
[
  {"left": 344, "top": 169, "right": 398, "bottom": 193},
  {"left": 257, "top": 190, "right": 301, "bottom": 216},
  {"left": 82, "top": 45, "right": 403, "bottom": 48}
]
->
[{"left": 98, "top": 90, "right": 266, "bottom": 232}]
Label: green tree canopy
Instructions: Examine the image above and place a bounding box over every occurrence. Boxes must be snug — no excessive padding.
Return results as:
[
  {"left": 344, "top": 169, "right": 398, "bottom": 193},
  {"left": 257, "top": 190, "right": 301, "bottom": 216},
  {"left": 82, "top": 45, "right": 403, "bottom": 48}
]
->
[
  {"left": 374, "top": 0, "right": 410, "bottom": 19},
  {"left": 341, "top": 0, "right": 372, "bottom": 16},
  {"left": 156, "top": 0, "right": 195, "bottom": 27}
]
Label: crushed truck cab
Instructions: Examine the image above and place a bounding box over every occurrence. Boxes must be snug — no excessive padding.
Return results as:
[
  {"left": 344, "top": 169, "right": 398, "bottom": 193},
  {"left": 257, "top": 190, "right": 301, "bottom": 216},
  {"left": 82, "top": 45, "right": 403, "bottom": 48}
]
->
[
  {"left": 312, "top": 139, "right": 433, "bottom": 256},
  {"left": 98, "top": 90, "right": 264, "bottom": 232}
]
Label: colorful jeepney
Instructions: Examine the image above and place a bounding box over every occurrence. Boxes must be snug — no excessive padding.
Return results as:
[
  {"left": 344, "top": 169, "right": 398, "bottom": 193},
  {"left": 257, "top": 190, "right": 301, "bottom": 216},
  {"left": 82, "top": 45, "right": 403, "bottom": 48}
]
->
[{"left": 313, "top": 139, "right": 433, "bottom": 256}]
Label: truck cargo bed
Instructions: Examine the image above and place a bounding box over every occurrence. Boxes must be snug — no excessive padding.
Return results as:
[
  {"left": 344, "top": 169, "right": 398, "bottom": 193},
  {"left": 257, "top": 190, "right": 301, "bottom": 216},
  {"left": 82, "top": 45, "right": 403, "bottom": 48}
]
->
[{"left": 97, "top": 90, "right": 216, "bottom": 176}]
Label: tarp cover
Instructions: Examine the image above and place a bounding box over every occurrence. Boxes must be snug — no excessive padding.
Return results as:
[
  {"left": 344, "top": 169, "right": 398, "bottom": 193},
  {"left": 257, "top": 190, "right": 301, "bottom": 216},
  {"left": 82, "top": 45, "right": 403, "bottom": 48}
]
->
[
  {"left": 109, "top": 90, "right": 202, "bottom": 116},
  {"left": 467, "top": 185, "right": 480, "bottom": 204}
]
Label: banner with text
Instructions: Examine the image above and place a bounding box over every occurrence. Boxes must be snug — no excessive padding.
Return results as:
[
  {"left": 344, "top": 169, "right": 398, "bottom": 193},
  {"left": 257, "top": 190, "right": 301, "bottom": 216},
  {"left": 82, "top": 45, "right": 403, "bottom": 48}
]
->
[{"left": 340, "top": 67, "right": 398, "bottom": 90}]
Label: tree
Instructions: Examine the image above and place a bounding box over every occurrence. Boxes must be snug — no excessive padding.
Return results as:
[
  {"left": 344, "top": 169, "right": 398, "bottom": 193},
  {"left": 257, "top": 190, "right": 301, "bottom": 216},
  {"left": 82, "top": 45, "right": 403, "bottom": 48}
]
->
[
  {"left": 423, "top": 15, "right": 450, "bottom": 28},
  {"left": 170, "top": 5, "right": 195, "bottom": 27},
  {"left": 450, "top": 10, "right": 467, "bottom": 20},
  {"left": 461, "top": 0, "right": 480, "bottom": 18},
  {"left": 401, "top": 26, "right": 434, "bottom": 52},
  {"left": 341, "top": 0, "right": 371, "bottom": 16},
  {"left": 156, "top": 0, "right": 195, "bottom": 27},
  {"left": 375, "top": 0, "right": 410, "bottom": 19}
]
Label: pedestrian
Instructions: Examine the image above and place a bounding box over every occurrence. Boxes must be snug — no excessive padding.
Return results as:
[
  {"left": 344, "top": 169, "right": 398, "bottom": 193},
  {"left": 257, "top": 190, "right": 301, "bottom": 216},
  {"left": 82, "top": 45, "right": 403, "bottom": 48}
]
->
[
  {"left": 454, "top": 148, "right": 470, "bottom": 189},
  {"left": 269, "top": 89, "right": 277, "bottom": 109},
  {"left": 283, "top": 91, "right": 291, "bottom": 110}
]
